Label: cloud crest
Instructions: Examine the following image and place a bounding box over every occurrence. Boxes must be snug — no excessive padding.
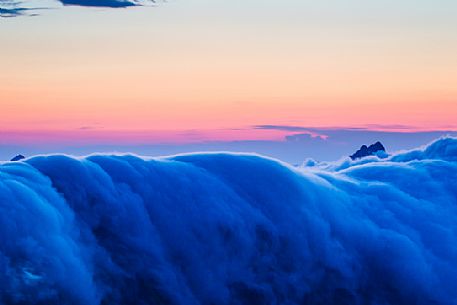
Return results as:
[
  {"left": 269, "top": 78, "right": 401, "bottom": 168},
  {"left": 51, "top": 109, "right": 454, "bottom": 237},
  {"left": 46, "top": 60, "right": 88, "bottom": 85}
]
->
[{"left": 1, "top": 137, "right": 457, "bottom": 304}]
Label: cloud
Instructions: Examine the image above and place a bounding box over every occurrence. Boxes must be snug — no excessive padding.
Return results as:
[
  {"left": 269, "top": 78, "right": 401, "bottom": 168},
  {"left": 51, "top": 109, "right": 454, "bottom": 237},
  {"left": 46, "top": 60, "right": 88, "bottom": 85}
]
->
[
  {"left": 1, "top": 137, "right": 457, "bottom": 304},
  {"left": 0, "top": 0, "right": 153, "bottom": 17},
  {"left": 254, "top": 125, "right": 328, "bottom": 139},
  {"left": 0, "top": 1, "right": 33, "bottom": 17},
  {"left": 254, "top": 124, "right": 314, "bottom": 132},
  {"left": 254, "top": 124, "right": 456, "bottom": 133},
  {"left": 0, "top": 7, "right": 23, "bottom": 16},
  {"left": 58, "top": 0, "right": 150, "bottom": 8}
]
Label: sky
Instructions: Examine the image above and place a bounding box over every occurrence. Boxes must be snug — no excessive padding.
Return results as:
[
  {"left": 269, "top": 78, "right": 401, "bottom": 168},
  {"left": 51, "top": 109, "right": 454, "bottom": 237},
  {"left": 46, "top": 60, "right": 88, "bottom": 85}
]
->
[{"left": 1, "top": 0, "right": 457, "bottom": 161}]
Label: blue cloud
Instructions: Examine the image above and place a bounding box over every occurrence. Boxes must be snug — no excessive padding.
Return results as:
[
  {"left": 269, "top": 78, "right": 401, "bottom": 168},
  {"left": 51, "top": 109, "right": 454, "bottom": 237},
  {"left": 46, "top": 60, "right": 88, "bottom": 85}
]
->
[
  {"left": 1, "top": 137, "right": 457, "bottom": 304},
  {"left": 58, "top": 0, "right": 148, "bottom": 8},
  {"left": 0, "top": 0, "right": 153, "bottom": 17},
  {"left": 0, "top": 1, "right": 32, "bottom": 17}
]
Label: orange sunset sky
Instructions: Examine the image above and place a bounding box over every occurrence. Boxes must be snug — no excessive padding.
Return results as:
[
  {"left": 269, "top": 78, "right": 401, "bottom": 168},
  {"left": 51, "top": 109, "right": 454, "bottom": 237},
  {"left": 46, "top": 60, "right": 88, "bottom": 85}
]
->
[{"left": 1, "top": 0, "right": 456, "bottom": 144}]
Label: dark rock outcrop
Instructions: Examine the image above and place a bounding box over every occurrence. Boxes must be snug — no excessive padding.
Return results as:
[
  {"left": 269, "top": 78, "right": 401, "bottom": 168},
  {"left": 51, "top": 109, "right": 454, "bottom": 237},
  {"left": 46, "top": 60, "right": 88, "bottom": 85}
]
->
[
  {"left": 10, "top": 154, "right": 26, "bottom": 162},
  {"left": 350, "top": 142, "right": 385, "bottom": 160}
]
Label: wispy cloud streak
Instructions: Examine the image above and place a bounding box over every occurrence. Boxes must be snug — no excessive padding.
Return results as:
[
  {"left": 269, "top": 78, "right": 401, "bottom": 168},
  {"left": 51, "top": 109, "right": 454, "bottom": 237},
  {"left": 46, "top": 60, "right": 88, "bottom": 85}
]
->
[{"left": 0, "top": 0, "right": 154, "bottom": 17}]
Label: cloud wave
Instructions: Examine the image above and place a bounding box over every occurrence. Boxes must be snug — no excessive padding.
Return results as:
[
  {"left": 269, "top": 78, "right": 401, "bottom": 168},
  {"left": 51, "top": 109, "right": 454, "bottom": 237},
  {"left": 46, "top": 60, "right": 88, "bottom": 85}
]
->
[{"left": 1, "top": 137, "right": 457, "bottom": 304}]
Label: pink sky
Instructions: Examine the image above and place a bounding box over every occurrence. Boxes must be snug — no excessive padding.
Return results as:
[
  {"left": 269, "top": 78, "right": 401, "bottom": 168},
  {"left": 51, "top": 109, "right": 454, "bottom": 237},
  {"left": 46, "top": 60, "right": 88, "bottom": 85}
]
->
[{"left": 1, "top": 1, "right": 456, "bottom": 144}]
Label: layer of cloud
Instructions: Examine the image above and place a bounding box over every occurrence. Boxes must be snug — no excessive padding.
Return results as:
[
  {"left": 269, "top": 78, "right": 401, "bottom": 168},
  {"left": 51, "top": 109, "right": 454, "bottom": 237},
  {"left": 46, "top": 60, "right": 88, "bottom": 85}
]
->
[{"left": 0, "top": 137, "right": 456, "bottom": 304}]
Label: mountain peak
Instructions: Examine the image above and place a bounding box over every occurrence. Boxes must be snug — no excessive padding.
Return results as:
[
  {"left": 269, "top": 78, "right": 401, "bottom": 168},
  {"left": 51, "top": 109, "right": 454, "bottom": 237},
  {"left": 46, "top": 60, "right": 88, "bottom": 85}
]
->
[
  {"left": 350, "top": 142, "right": 386, "bottom": 160},
  {"left": 10, "top": 154, "right": 26, "bottom": 162}
]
